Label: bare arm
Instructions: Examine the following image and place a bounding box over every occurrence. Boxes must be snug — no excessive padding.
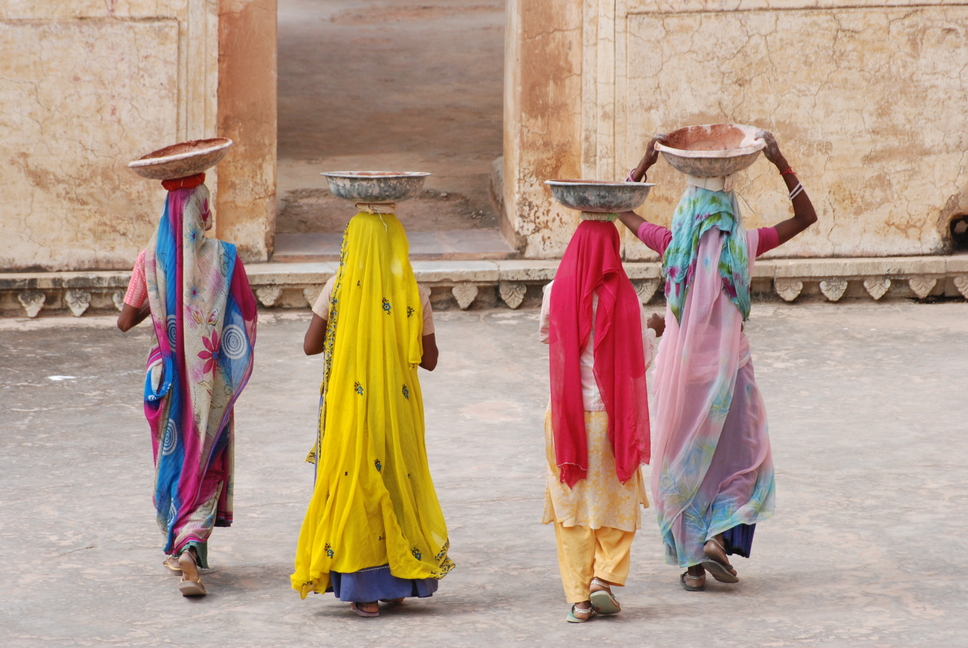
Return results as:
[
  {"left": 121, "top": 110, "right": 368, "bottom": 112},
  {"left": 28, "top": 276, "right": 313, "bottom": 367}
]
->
[
  {"left": 618, "top": 134, "right": 667, "bottom": 236},
  {"left": 304, "top": 314, "right": 328, "bottom": 355},
  {"left": 420, "top": 333, "right": 438, "bottom": 371},
  {"left": 757, "top": 130, "right": 818, "bottom": 246},
  {"left": 117, "top": 303, "right": 150, "bottom": 332}
]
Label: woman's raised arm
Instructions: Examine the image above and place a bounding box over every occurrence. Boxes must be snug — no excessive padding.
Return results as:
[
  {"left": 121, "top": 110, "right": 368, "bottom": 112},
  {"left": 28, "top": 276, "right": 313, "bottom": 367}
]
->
[{"left": 757, "top": 130, "right": 818, "bottom": 246}]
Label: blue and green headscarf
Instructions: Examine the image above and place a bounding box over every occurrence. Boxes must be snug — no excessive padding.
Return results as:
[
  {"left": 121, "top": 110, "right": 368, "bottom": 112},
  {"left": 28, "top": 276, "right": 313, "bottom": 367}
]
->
[{"left": 662, "top": 187, "right": 751, "bottom": 322}]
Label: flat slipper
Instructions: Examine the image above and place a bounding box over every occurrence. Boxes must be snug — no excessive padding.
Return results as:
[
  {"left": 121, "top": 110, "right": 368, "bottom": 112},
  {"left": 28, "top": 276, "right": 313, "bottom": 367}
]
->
[
  {"left": 379, "top": 598, "right": 405, "bottom": 604},
  {"left": 589, "top": 589, "right": 621, "bottom": 615},
  {"left": 350, "top": 602, "right": 379, "bottom": 618},
  {"left": 700, "top": 557, "right": 739, "bottom": 583},
  {"left": 163, "top": 556, "right": 182, "bottom": 574},
  {"left": 178, "top": 578, "right": 207, "bottom": 597},
  {"left": 566, "top": 604, "right": 595, "bottom": 623},
  {"left": 680, "top": 571, "right": 705, "bottom": 592}
]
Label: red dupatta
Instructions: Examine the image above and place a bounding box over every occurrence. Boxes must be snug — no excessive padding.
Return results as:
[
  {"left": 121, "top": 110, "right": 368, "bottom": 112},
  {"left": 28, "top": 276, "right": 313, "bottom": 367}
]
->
[{"left": 548, "top": 220, "right": 650, "bottom": 487}]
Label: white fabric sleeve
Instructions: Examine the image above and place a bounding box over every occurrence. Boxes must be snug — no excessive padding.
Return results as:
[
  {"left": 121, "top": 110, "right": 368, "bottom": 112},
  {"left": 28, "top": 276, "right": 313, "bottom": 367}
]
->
[
  {"left": 419, "top": 285, "right": 435, "bottom": 335},
  {"left": 311, "top": 276, "right": 337, "bottom": 319},
  {"left": 538, "top": 281, "right": 553, "bottom": 344}
]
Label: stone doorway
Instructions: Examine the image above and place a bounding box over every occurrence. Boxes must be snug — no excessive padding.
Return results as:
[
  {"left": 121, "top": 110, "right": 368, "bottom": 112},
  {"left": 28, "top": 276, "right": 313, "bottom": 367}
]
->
[{"left": 275, "top": 0, "right": 512, "bottom": 261}]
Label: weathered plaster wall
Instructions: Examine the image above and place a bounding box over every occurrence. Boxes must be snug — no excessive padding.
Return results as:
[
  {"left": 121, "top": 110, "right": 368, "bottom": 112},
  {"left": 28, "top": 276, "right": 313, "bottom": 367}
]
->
[
  {"left": 503, "top": 0, "right": 584, "bottom": 257},
  {"left": 1, "top": 0, "right": 275, "bottom": 271},
  {"left": 504, "top": 0, "right": 968, "bottom": 259},
  {"left": 217, "top": 0, "right": 278, "bottom": 261}
]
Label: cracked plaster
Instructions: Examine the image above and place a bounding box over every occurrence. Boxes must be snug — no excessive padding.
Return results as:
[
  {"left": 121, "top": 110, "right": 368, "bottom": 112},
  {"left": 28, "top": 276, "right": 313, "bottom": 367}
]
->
[
  {"left": 504, "top": 0, "right": 968, "bottom": 260},
  {"left": 2, "top": 0, "right": 274, "bottom": 273}
]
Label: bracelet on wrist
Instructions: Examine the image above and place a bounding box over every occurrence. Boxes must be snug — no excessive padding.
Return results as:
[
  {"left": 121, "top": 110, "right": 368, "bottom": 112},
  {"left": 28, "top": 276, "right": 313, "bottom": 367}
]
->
[{"left": 780, "top": 166, "right": 796, "bottom": 176}]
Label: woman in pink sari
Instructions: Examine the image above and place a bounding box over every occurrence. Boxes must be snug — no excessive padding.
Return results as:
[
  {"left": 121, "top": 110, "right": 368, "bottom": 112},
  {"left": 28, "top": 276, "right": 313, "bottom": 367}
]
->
[
  {"left": 618, "top": 131, "right": 817, "bottom": 591},
  {"left": 118, "top": 172, "right": 257, "bottom": 597}
]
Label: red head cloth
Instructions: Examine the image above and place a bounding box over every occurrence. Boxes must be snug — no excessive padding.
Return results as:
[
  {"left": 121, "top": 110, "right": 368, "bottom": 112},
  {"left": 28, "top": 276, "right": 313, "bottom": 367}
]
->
[
  {"left": 548, "top": 220, "right": 650, "bottom": 487},
  {"left": 162, "top": 173, "right": 206, "bottom": 191}
]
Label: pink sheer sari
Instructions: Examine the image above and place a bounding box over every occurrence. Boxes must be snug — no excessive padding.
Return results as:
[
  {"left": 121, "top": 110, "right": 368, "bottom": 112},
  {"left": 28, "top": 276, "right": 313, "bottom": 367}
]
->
[{"left": 651, "top": 229, "right": 775, "bottom": 567}]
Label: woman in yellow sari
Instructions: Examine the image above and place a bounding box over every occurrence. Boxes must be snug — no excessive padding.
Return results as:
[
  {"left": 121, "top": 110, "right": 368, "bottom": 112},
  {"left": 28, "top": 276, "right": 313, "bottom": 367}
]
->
[{"left": 291, "top": 211, "right": 454, "bottom": 618}]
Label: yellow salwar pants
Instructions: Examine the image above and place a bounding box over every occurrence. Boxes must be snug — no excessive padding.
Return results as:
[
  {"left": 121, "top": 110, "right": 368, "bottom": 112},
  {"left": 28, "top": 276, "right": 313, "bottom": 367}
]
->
[{"left": 553, "top": 523, "right": 635, "bottom": 603}]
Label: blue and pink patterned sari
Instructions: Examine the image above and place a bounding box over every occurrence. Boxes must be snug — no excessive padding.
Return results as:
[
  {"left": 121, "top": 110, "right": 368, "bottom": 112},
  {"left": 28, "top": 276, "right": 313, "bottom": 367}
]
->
[{"left": 143, "top": 184, "right": 257, "bottom": 567}]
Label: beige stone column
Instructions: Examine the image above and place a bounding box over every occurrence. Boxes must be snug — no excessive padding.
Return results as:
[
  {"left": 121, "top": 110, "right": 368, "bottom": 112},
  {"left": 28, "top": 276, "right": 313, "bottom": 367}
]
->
[
  {"left": 217, "top": 0, "right": 278, "bottom": 263},
  {"left": 503, "top": 0, "right": 585, "bottom": 258}
]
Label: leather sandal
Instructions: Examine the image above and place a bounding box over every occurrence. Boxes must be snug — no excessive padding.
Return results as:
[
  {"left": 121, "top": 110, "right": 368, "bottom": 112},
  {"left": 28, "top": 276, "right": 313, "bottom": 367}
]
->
[
  {"left": 702, "top": 537, "right": 739, "bottom": 583},
  {"left": 177, "top": 549, "right": 207, "bottom": 597},
  {"left": 680, "top": 570, "right": 706, "bottom": 591},
  {"left": 350, "top": 601, "right": 379, "bottom": 618}
]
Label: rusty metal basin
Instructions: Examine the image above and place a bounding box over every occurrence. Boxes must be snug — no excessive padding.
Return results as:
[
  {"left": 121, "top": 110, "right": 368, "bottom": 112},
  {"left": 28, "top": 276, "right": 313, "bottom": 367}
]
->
[
  {"left": 545, "top": 179, "right": 654, "bottom": 213},
  {"left": 321, "top": 171, "right": 430, "bottom": 203},
  {"left": 655, "top": 124, "right": 765, "bottom": 178}
]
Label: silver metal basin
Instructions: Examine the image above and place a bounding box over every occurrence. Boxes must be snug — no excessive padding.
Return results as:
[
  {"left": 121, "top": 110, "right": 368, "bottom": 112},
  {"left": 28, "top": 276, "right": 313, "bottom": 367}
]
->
[
  {"left": 545, "top": 180, "right": 655, "bottom": 213},
  {"left": 321, "top": 171, "right": 430, "bottom": 203}
]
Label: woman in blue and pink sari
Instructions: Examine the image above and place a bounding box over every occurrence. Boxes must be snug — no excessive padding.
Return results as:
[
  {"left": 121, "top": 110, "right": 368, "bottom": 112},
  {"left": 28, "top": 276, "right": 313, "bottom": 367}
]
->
[
  {"left": 618, "top": 131, "right": 817, "bottom": 591},
  {"left": 118, "top": 172, "right": 257, "bottom": 597}
]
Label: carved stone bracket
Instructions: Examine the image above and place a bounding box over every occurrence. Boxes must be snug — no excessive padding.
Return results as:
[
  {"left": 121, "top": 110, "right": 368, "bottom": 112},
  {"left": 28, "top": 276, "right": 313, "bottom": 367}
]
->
[
  {"left": 908, "top": 276, "right": 937, "bottom": 300},
  {"left": 774, "top": 278, "right": 803, "bottom": 302},
  {"left": 633, "top": 279, "right": 660, "bottom": 305},
  {"left": 18, "top": 290, "right": 46, "bottom": 318},
  {"left": 819, "top": 278, "right": 848, "bottom": 302},
  {"left": 256, "top": 286, "right": 283, "bottom": 307},
  {"left": 65, "top": 290, "right": 91, "bottom": 317},
  {"left": 864, "top": 277, "right": 891, "bottom": 300},
  {"left": 499, "top": 281, "right": 526, "bottom": 309},
  {"left": 303, "top": 287, "right": 323, "bottom": 308},
  {"left": 452, "top": 283, "right": 478, "bottom": 310},
  {"left": 954, "top": 275, "right": 968, "bottom": 300},
  {"left": 112, "top": 290, "right": 126, "bottom": 311}
]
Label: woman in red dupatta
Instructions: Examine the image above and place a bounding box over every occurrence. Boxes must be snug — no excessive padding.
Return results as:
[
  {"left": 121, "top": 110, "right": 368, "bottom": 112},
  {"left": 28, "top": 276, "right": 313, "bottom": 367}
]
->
[{"left": 538, "top": 219, "right": 659, "bottom": 623}]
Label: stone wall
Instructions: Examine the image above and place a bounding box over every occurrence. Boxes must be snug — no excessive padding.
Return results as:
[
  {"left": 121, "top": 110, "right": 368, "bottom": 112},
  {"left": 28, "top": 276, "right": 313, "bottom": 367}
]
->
[
  {"left": 0, "top": 0, "right": 275, "bottom": 272},
  {"left": 503, "top": 0, "right": 968, "bottom": 260}
]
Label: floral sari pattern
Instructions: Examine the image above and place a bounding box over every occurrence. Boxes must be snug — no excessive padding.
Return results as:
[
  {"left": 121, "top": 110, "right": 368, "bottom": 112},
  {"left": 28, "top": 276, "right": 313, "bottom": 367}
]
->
[{"left": 142, "top": 184, "right": 257, "bottom": 567}]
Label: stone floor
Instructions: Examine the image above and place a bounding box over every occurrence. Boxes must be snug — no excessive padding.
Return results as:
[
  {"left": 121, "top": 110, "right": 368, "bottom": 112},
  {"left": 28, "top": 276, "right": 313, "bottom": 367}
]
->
[
  {"left": 273, "top": 229, "right": 515, "bottom": 262},
  {"left": 276, "top": 0, "right": 505, "bottom": 236},
  {"left": 1, "top": 303, "right": 967, "bottom": 647}
]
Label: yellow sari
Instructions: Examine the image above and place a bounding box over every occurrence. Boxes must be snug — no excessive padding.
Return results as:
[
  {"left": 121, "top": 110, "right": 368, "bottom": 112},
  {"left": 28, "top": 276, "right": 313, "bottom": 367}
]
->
[{"left": 292, "top": 212, "right": 454, "bottom": 599}]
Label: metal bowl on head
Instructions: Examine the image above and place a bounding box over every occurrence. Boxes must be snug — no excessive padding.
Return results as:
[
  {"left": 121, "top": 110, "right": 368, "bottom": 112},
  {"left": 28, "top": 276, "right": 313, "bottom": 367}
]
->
[
  {"left": 655, "top": 124, "right": 765, "bottom": 178},
  {"left": 128, "top": 138, "right": 233, "bottom": 180},
  {"left": 545, "top": 179, "right": 655, "bottom": 214},
  {"left": 321, "top": 171, "right": 430, "bottom": 203}
]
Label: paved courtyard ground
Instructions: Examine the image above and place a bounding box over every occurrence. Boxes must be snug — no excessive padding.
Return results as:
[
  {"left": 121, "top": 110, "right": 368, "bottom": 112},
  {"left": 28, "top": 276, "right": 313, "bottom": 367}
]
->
[
  {"left": 277, "top": 0, "right": 505, "bottom": 235},
  {"left": 2, "top": 302, "right": 967, "bottom": 646}
]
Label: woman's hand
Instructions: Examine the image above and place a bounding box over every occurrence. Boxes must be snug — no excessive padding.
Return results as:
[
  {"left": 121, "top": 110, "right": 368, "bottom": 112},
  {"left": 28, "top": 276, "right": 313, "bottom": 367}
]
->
[
  {"left": 756, "top": 130, "right": 788, "bottom": 170},
  {"left": 631, "top": 133, "right": 668, "bottom": 182},
  {"left": 647, "top": 313, "right": 666, "bottom": 337}
]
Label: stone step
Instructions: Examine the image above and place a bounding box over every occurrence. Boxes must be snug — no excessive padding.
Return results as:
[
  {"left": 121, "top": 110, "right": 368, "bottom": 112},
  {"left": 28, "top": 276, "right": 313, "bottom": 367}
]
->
[
  {"left": 3, "top": 255, "right": 968, "bottom": 317},
  {"left": 273, "top": 229, "right": 518, "bottom": 262}
]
